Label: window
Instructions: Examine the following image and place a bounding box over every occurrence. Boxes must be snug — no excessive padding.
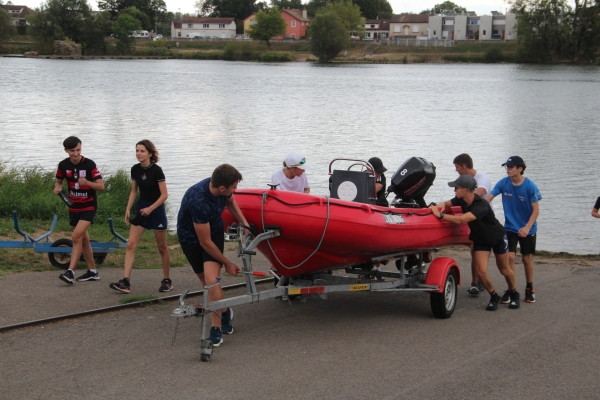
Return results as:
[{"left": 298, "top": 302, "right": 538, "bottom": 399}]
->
[
  {"left": 483, "top": 30, "right": 486, "bottom": 35},
  {"left": 468, "top": 20, "right": 479, "bottom": 25},
  {"left": 508, "top": 30, "right": 513, "bottom": 35},
  {"left": 370, "top": 24, "right": 375, "bottom": 28},
  {"left": 301, "top": 22, "right": 304, "bottom": 26},
  {"left": 412, "top": 25, "right": 419, "bottom": 33},
  {"left": 178, "top": 32, "right": 181, "bottom": 36},
  {"left": 366, "top": 33, "right": 370, "bottom": 37},
  {"left": 203, "top": 23, "right": 209, "bottom": 28},
  {"left": 433, "top": 30, "right": 436, "bottom": 35},
  {"left": 381, "top": 33, "right": 388, "bottom": 38},
  {"left": 492, "top": 30, "right": 499, "bottom": 35},
  {"left": 291, "top": 20, "right": 296, "bottom": 27},
  {"left": 444, "top": 20, "right": 454, "bottom": 26},
  {"left": 219, "top": 24, "right": 225, "bottom": 28},
  {"left": 394, "top": 26, "right": 400, "bottom": 32},
  {"left": 188, "top": 24, "right": 193, "bottom": 28}
]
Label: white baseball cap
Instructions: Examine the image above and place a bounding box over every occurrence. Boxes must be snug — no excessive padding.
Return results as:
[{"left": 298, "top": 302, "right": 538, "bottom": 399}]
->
[{"left": 284, "top": 153, "right": 308, "bottom": 170}]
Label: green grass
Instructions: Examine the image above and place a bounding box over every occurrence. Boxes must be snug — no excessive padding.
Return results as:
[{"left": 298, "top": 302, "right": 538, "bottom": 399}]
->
[
  {"left": 119, "top": 294, "right": 160, "bottom": 304},
  {"left": 0, "top": 161, "right": 188, "bottom": 274}
]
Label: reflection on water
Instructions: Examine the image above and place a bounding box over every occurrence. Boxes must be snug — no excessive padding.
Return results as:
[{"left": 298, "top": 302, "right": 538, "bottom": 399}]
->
[{"left": 1, "top": 59, "right": 599, "bottom": 253}]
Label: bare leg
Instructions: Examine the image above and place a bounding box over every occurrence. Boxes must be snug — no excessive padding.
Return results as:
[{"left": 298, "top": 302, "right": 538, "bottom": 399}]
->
[
  {"left": 522, "top": 254, "right": 534, "bottom": 283},
  {"left": 123, "top": 225, "right": 145, "bottom": 278},
  {"left": 472, "top": 251, "right": 494, "bottom": 293},
  {"left": 507, "top": 251, "right": 517, "bottom": 277},
  {"left": 203, "top": 261, "right": 226, "bottom": 328},
  {"left": 70, "top": 221, "right": 92, "bottom": 271},
  {"left": 495, "top": 252, "right": 516, "bottom": 290},
  {"left": 154, "top": 230, "right": 171, "bottom": 279},
  {"left": 470, "top": 244, "right": 479, "bottom": 285}
]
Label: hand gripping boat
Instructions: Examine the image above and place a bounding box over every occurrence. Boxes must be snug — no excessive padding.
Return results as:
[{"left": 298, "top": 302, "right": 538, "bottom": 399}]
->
[{"left": 173, "top": 158, "right": 471, "bottom": 362}]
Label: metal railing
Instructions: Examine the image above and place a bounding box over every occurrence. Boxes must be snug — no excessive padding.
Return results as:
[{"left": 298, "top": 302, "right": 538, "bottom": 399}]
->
[{"left": 381, "top": 39, "right": 455, "bottom": 47}]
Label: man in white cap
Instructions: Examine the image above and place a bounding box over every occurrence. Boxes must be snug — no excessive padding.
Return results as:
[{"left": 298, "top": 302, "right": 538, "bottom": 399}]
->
[
  {"left": 430, "top": 174, "right": 519, "bottom": 311},
  {"left": 271, "top": 153, "right": 310, "bottom": 193}
]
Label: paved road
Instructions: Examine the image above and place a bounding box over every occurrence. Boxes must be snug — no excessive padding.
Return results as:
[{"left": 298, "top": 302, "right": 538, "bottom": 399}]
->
[{"left": 1, "top": 250, "right": 599, "bottom": 399}]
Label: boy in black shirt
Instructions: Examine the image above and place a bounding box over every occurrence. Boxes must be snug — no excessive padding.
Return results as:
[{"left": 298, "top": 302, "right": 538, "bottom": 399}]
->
[
  {"left": 430, "top": 175, "right": 520, "bottom": 311},
  {"left": 55, "top": 137, "right": 105, "bottom": 284}
]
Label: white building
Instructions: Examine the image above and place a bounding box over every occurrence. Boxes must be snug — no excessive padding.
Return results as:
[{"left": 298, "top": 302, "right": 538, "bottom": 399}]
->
[
  {"left": 171, "top": 18, "right": 236, "bottom": 39},
  {"left": 428, "top": 11, "right": 517, "bottom": 41}
]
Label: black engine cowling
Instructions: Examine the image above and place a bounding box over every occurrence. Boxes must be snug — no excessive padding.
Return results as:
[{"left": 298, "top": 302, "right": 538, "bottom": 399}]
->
[{"left": 388, "top": 157, "right": 436, "bottom": 208}]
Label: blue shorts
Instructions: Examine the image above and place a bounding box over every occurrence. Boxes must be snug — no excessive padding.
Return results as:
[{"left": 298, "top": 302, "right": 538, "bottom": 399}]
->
[
  {"left": 134, "top": 199, "right": 167, "bottom": 231},
  {"left": 473, "top": 235, "right": 508, "bottom": 255}
]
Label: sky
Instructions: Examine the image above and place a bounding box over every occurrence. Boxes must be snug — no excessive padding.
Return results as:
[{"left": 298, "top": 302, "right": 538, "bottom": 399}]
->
[{"left": 22, "top": 0, "right": 512, "bottom": 15}]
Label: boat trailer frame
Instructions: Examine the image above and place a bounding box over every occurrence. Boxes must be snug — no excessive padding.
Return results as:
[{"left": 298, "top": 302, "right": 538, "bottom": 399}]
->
[{"left": 172, "top": 224, "right": 460, "bottom": 362}]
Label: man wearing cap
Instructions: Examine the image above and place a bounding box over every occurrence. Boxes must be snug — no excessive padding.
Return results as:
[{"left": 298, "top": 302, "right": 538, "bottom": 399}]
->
[
  {"left": 486, "top": 156, "right": 541, "bottom": 304},
  {"left": 430, "top": 174, "right": 520, "bottom": 311},
  {"left": 453, "top": 153, "right": 492, "bottom": 296},
  {"left": 367, "top": 157, "right": 389, "bottom": 207},
  {"left": 271, "top": 153, "right": 310, "bottom": 193}
]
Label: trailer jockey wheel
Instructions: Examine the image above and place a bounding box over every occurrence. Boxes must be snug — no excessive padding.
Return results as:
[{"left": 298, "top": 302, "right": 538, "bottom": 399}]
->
[{"left": 200, "top": 340, "right": 213, "bottom": 362}]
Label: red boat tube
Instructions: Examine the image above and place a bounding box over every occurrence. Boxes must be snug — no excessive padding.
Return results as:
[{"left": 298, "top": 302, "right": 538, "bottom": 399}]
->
[{"left": 223, "top": 189, "right": 470, "bottom": 277}]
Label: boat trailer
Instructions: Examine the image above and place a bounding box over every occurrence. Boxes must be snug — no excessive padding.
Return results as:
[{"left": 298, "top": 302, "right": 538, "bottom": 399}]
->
[
  {"left": 0, "top": 211, "right": 128, "bottom": 268},
  {"left": 172, "top": 223, "right": 461, "bottom": 362}
]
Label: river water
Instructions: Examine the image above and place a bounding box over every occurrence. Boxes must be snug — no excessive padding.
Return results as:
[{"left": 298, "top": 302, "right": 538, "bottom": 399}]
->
[{"left": 1, "top": 58, "right": 599, "bottom": 254}]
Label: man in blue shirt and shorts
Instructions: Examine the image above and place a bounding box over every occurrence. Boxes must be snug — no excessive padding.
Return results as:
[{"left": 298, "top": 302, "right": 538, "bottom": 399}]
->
[
  {"left": 487, "top": 156, "right": 542, "bottom": 304},
  {"left": 177, "top": 164, "right": 250, "bottom": 347}
]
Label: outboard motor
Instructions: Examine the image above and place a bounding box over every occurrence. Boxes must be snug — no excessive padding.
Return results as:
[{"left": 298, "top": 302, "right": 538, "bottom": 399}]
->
[{"left": 388, "top": 157, "right": 436, "bottom": 208}]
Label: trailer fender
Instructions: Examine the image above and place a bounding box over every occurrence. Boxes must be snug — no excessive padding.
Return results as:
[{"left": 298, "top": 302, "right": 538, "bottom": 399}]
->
[{"left": 425, "top": 257, "right": 461, "bottom": 293}]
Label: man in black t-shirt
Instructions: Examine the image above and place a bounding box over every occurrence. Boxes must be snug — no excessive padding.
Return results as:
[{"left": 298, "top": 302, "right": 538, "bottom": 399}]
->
[
  {"left": 367, "top": 157, "right": 389, "bottom": 207},
  {"left": 592, "top": 197, "right": 600, "bottom": 220},
  {"left": 430, "top": 175, "right": 520, "bottom": 311},
  {"left": 55, "top": 137, "right": 105, "bottom": 285}
]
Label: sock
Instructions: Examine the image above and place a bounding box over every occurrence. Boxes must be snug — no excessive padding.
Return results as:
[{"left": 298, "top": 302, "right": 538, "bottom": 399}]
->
[
  {"left": 490, "top": 290, "right": 497, "bottom": 297},
  {"left": 67, "top": 269, "right": 74, "bottom": 276},
  {"left": 89, "top": 269, "right": 97, "bottom": 274},
  {"left": 526, "top": 282, "right": 533, "bottom": 289},
  {"left": 510, "top": 288, "right": 517, "bottom": 293},
  {"left": 123, "top": 277, "right": 130, "bottom": 283}
]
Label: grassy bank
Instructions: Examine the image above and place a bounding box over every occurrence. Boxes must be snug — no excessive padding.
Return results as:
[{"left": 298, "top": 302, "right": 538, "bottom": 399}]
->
[{"left": 0, "top": 162, "right": 194, "bottom": 275}]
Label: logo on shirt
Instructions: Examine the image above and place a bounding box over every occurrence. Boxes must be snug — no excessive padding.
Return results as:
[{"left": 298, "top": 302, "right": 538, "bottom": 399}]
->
[
  {"left": 503, "top": 192, "right": 513, "bottom": 198},
  {"left": 79, "top": 170, "right": 86, "bottom": 178},
  {"left": 66, "top": 170, "right": 72, "bottom": 177},
  {"left": 142, "top": 173, "right": 147, "bottom": 181}
]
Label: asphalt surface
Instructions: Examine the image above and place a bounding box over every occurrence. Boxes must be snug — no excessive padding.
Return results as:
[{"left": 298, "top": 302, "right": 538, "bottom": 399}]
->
[{"left": 1, "top": 248, "right": 599, "bottom": 399}]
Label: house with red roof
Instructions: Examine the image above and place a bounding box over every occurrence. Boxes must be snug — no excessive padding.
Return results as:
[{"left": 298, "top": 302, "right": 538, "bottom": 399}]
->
[
  {"left": 0, "top": 4, "right": 35, "bottom": 25},
  {"left": 171, "top": 17, "right": 236, "bottom": 39},
  {"left": 278, "top": 8, "right": 311, "bottom": 39}
]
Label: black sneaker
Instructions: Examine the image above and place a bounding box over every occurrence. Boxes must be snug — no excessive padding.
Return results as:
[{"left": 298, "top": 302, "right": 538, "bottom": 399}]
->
[
  {"left": 109, "top": 279, "right": 131, "bottom": 294},
  {"left": 221, "top": 308, "right": 233, "bottom": 335},
  {"left": 76, "top": 269, "right": 99, "bottom": 282},
  {"left": 508, "top": 291, "right": 520, "bottom": 309},
  {"left": 525, "top": 288, "right": 536, "bottom": 303},
  {"left": 59, "top": 269, "right": 75, "bottom": 285},
  {"left": 500, "top": 289, "right": 511, "bottom": 304},
  {"left": 467, "top": 283, "right": 480, "bottom": 295},
  {"left": 486, "top": 293, "right": 500, "bottom": 311},
  {"left": 159, "top": 278, "right": 173, "bottom": 292},
  {"left": 207, "top": 326, "right": 223, "bottom": 347}
]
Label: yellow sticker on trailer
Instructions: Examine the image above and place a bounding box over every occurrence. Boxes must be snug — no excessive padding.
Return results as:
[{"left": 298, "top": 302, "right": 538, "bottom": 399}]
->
[
  {"left": 288, "top": 288, "right": 301, "bottom": 295},
  {"left": 350, "top": 284, "right": 369, "bottom": 291}
]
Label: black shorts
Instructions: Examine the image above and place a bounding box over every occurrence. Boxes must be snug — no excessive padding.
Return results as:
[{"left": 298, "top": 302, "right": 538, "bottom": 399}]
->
[
  {"left": 134, "top": 200, "right": 168, "bottom": 231},
  {"left": 473, "top": 235, "right": 508, "bottom": 255},
  {"left": 69, "top": 210, "right": 96, "bottom": 227},
  {"left": 507, "top": 232, "right": 537, "bottom": 255},
  {"left": 180, "top": 231, "right": 225, "bottom": 274}
]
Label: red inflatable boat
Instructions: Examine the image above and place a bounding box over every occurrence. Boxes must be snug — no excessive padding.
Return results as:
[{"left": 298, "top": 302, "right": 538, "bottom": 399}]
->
[{"left": 222, "top": 188, "right": 470, "bottom": 277}]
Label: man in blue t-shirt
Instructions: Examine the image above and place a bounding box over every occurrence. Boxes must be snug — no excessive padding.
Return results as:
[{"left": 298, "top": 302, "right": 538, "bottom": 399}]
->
[
  {"left": 486, "top": 156, "right": 542, "bottom": 304},
  {"left": 177, "top": 164, "right": 250, "bottom": 347}
]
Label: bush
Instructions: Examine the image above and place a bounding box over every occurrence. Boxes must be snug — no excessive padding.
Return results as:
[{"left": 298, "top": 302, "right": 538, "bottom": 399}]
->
[
  {"left": 484, "top": 47, "right": 504, "bottom": 63},
  {"left": 0, "top": 162, "right": 132, "bottom": 231}
]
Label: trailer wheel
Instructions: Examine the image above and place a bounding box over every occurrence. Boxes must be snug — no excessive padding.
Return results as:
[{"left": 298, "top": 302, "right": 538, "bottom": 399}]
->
[
  {"left": 48, "top": 238, "right": 73, "bottom": 269},
  {"left": 200, "top": 340, "right": 213, "bottom": 362},
  {"left": 430, "top": 268, "right": 457, "bottom": 319}
]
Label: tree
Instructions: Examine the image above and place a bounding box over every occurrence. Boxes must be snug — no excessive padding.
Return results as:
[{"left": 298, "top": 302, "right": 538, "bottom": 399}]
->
[
  {"left": 310, "top": 11, "right": 348, "bottom": 61},
  {"left": 353, "top": 0, "right": 379, "bottom": 19},
  {"left": 270, "top": 0, "right": 303, "bottom": 9},
  {"left": 420, "top": 1, "right": 467, "bottom": 14},
  {"left": 28, "top": 0, "right": 109, "bottom": 54},
  {"left": 194, "top": 0, "right": 258, "bottom": 20},
  {"left": 378, "top": 0, "right": 393, "bottom": 18},
  {"left": 0, "top": 7, "right": 17, "bottom": 42},
  {"left": 113, "top": 11, "right": 141, "bottom": 53},
  {"left": 246, "top": 6, "right": 286, "bottom": 47},
  {"left": 319, "top": 0, "right": 364, "bottom": 36},
  {"left": 97, "top": 0, "right": 167, "bottom": 31}
]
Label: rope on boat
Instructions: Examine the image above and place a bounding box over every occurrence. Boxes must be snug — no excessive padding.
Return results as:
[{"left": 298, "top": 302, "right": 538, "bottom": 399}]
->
[{"left": 261, "top": 192, "right": 330, "bottom": 270}]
